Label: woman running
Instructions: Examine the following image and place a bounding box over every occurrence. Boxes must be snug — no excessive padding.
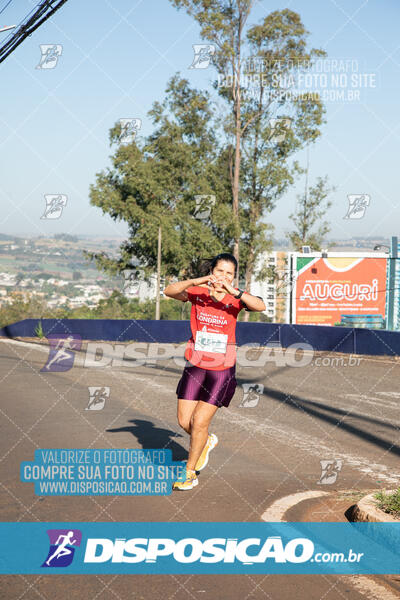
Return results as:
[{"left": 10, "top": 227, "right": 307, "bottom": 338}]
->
[{"left": 163, "top": 253, "right": 266, "bottom": 491}]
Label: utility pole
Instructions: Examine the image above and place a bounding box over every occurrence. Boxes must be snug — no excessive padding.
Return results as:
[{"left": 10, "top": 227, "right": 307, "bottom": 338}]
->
[
  {"left": 155, "top": 225, "right": 162, "bottom": 320},
  {"left": 387, "top": 235, "right": 398, "bottom": 330}
]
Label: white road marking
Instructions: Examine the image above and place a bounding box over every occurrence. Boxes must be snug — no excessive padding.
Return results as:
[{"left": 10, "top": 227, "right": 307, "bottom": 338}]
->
[
  {"left": 113, "top": 367, "right": 400, "bottom": 486},
  {"left": 221, "top": 410, "right": 400, "bottom": 485},
  {"left": 344, "top": 393, "right": 399, "bottom": 410},
  {"left": 349, "top": 576, "right": 400, "bottom": 600},
  {"left": 121, "top": 372, "right": 170, "bottom": 394},
  {"left": 0, "top": 338, "right": 49, "bottom": 352},
  {"left": 309, "top": 396, "right": 399, "bottom": 420},
  {"left": 261, "top": 490, "right": 330, "bottom": 522},
  {"left": 0, "top": 337, "right": 86, "bottom": 366}
]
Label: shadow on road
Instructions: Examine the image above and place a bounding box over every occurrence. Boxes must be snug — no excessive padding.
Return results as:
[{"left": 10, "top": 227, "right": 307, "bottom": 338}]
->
[
  {"left": 106, "top": 418, "right": 188, "bottom": 461},
  {"left": 254, "top": 383, "right": 400, "bottom": 457}
]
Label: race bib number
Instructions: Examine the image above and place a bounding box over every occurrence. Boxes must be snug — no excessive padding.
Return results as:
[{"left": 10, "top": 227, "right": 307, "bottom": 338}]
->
[{"left": 194, "top": 331, "right": 228, "bottom": 354}]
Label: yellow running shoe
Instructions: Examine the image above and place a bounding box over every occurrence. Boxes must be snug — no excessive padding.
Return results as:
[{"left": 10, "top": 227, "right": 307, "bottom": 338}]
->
[
  {"left": 194, "top": 433, "right": 218, "bottom": 472},
  {"left": 172, "top": 468, "right": 198, "bottom": 491}
]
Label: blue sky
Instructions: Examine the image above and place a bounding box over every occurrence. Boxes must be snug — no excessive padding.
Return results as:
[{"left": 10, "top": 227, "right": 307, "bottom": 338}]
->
[{"left": 0, "top": 0, "right": 399, "bottom": 243}]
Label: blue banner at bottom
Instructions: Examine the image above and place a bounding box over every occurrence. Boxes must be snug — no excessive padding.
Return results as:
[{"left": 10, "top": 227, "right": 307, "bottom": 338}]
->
[{"left": 1, "top": 522, "right": 399, "bottom": 574}]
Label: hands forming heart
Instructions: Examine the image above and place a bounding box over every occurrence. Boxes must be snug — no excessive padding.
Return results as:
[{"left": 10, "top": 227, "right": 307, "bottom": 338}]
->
[{"left": 208, "top": 274, "right": 226, "bottom": 290}]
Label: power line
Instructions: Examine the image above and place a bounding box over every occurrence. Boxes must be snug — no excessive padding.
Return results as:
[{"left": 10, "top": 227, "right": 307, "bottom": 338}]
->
[
  {"left": 0, "top": 0, "right": 69, "bottom": 65},
  {"left": 0, "top": 0, "right": 14, "bottom": 17}
]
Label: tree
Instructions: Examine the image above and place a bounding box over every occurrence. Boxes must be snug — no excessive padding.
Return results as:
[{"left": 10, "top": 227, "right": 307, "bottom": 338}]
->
[
  {"left": 172, "top": 0, "right": 254, "bottom": 282},
  {"left": 171, "top": 3, "right": 327, "bottom": 293},
  {"left": 287, "top": 175, "right": 334, "bottom": 251},
  {"left": 86, "top": 75, "right": 234, "bottom": 281},
  {"left": 87, "top": 5, "right": 333, "bottom": 311},
  {"left": 239, "top": 11, "right": 327, "bottom": 318}
]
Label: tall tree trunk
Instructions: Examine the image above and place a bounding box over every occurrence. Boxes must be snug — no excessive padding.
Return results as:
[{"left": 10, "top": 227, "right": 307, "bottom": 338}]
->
[
  {"left": 155, "top": 225, "right": 161, "bottom": 320},
  {"left": 243, "top": 82, "right": 263, "bottom": 322},
  {"left": 242, "top": 252, "right": 254, "bottom": 322},
  {"left": 232, "top": 52, "right": 241, "bottom": 285},
  {"left": 231, "top": 7, "right": 246, "bottom": 287}
]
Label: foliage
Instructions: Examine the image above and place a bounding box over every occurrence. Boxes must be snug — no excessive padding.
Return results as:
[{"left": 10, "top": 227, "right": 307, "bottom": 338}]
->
[
  {"left": 0, "top": 291, "right": 271, "bottom": 327},
  {"left": 34, "top": 319, "right": 44, "bottom": 338},
  {"left": 288, "top": 175, "right": 334, "bottom": 250},
  {"left": 86, "top": 75, "right": 234, "bottom": 281},
  {"left": 0, "top": 291, "right": 193, "bottom": 327},
  {"left": 171, "top": 2, "right": 329, "bottom": 290},
  {"left": 375, "top": 489, "right": 400, "bottom": 518}
]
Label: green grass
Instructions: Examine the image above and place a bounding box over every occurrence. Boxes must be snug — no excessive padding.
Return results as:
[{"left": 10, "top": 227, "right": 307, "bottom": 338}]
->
[
  {"left": 34, "top": 320, "right": 45, "bottom": 338},
  {"left": 374, "top": 488, "right": 400, "bottom": 518}
]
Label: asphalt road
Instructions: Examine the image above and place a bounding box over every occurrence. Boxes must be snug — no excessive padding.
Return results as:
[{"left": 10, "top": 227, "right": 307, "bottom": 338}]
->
[{"left": 1, "top": 338, "right": 400, "bottom": 600}]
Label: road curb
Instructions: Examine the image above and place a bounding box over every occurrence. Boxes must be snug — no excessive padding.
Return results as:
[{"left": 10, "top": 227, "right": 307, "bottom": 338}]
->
[{"left": 351, "top": 490, "right": 399, "bottom": 523}]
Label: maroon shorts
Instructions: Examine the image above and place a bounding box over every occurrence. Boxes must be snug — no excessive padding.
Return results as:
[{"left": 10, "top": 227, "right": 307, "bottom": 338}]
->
[{"left": 176, "top": 361, "right": 237, "bottom": 408}]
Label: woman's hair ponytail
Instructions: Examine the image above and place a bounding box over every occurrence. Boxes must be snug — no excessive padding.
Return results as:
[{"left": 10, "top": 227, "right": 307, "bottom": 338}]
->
[
  {"left": 198, "top": 258, "right": 214, "bottom": 276},
  {"left": 199, "top": 253, "right": 238, "bottom": 276}
]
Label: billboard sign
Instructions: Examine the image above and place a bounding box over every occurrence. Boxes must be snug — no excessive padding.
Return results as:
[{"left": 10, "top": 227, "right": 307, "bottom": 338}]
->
[{"left": 291, "top": 253, "right": 388, "bottom": 326}]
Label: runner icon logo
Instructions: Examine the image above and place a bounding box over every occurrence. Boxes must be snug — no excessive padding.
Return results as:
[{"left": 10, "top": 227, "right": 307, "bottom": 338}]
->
[
  {"left": 41, "top": 194, "right": 67, "bottom": 219},
  {"left": 344, "top": 194, "right": 370, "bottom": 219},
  {"left": 188, "top": 44, "right": 216, "bottom": 69},
  {"left": 317, "top": 459, "right": 343, "bottom": 485},
  {"left": 193, "top": 195, "right": 216, "bottom": 221},
  {"left": 36, "top": 44, "right": 63, "bottom": 69},
  {"left": 42, "top": 529, "right": 82, "bottom": 568},
  {"left": 85, "top": 386, "right": 110, "bottom": 411},
  {"left": 41, "top": 334, "right": 82, "bottom": 373},
  {"left": 239, "top": 383, "right": 264, "bottom": 408},
  {"left": 119, "top": 118, "right": 142, "bottom": 144}
]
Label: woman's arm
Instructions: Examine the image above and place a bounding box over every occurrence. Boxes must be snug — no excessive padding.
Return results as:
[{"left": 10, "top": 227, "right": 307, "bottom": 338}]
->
[
  {"left": 163, "top": 275, "right": 212, "bottom": 302},
  {"left": 240, "top": 292, "right": 266, "bottom": 312},
  {"left": 215, "top": 278, "right": 266, "bottom": 312}
]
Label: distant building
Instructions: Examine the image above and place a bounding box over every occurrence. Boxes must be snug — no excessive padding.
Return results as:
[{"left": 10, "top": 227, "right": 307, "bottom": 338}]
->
[
  {"left": 0, "top": 273, "right": 17, "bottom": 286},
  {"left": 248, "top": 251, "right": 288, "bottom": 322},
  {"left": 122, "top": 271, "right": 164, "bottom": 302},
  {"left": 68, "top": 296, "right": 87, "bottom": 308}
]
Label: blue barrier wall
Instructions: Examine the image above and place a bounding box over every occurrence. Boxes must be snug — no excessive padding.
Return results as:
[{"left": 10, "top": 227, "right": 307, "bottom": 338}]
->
[{"left": 1, "top": 318, "right": 400, "bottom": 356}]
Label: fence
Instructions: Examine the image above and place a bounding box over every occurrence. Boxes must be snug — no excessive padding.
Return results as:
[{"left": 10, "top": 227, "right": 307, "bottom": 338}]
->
[{"left": 1, "top": 318, "right": 400, "bottom": 356}]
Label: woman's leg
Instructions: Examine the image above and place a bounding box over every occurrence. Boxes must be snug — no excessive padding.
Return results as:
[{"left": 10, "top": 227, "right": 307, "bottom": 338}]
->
[
  {"left": 186, "top": 401, "right": 218, "bottom": 471},
  {"left": 177, "top": 398, "right": 198, "bottom": 434}
]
